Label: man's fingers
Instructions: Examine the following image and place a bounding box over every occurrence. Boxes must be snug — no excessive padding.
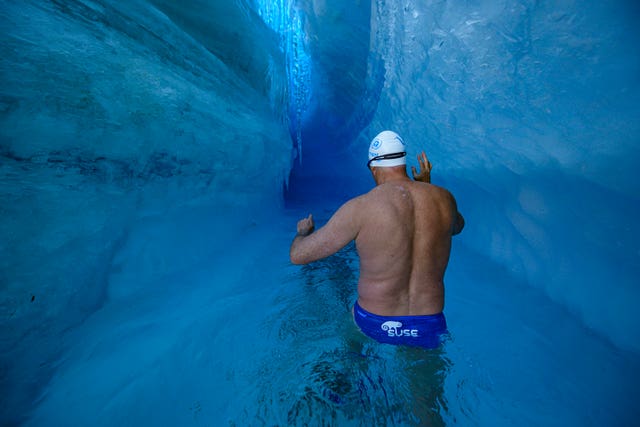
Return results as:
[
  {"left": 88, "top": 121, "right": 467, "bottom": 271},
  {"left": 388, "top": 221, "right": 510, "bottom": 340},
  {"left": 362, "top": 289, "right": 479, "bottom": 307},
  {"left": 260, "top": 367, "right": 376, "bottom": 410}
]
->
[
  {"left": 300, "top": 214, "right": 314, "bottom": 227},
  {"left": 296, "top": 214, "right": 315, "bottom": 236}
]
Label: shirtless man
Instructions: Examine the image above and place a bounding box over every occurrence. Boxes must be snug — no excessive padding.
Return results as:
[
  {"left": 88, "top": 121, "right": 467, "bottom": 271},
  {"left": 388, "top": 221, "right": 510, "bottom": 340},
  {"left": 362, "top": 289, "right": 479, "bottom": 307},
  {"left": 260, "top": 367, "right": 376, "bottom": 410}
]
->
[{"left": 290, "top": 130, "right": 464, "bottom": 348}]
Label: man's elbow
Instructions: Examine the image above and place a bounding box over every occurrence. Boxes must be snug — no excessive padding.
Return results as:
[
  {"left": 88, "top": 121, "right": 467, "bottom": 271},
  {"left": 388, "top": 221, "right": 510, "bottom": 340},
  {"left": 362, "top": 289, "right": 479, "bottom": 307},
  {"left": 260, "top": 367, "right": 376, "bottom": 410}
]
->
[
  {"left": 452, "top": 212, "right": 465, "bottom": 236},
  {"left": 289, "top": 250, "right": 308, "bottom": 265}
]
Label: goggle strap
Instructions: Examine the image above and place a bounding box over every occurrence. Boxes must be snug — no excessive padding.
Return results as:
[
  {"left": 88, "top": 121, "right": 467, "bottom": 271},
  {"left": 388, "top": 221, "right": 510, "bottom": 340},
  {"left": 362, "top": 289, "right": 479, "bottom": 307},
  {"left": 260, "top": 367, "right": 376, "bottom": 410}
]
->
[{"left": 367, "top": 151, "right": 406, "bottom": 168}]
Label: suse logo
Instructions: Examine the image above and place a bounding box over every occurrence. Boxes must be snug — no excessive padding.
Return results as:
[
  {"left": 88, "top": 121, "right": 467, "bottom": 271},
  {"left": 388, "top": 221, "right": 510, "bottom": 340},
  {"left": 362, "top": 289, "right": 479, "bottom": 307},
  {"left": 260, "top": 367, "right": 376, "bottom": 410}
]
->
[{"left": 381, "top": 321, "right": 419, "bottom": 337}]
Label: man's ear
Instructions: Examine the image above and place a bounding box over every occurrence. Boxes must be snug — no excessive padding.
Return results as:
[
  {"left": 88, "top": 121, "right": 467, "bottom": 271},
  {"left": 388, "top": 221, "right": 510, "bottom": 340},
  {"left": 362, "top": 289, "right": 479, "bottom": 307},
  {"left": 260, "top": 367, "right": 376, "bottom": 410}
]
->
[{"left": 370, "top": 167, "right": 381, "bottom": 183}]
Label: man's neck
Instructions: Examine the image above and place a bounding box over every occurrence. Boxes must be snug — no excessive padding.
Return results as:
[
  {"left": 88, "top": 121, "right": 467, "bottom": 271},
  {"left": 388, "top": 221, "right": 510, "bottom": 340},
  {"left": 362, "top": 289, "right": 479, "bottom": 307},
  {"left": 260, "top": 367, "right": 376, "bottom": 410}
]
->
[{"left": 373, "top": 167, "right": 410, "bottom": 185}]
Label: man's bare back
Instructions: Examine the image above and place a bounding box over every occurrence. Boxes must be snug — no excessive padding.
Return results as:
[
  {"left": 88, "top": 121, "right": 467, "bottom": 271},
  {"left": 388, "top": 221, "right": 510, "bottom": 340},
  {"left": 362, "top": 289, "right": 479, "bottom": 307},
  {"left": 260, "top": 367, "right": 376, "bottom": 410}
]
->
[
  {"left": 354, "top": 178, "right": 462, "bottom": 316},
  {"left": 290, "top": 174, "right": 463, "bottom": 316}
]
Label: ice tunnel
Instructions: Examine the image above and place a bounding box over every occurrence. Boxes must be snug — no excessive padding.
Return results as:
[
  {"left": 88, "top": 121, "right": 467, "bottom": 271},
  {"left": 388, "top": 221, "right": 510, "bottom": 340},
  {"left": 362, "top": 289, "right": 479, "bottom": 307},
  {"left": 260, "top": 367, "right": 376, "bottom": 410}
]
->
[{"left": 1, "top": 0, "right": 639, "bottom": 425}]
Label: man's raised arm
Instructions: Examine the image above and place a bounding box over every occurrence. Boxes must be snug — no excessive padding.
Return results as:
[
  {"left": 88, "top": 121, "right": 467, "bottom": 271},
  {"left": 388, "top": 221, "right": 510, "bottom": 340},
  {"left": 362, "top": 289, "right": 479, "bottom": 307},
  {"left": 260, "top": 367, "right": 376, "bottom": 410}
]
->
[
  {"left": 413, "top": 150, "right": 464, "bottom": 235},
  {"left": 290, "top": 198, "right": 361, "bottom": 265}
]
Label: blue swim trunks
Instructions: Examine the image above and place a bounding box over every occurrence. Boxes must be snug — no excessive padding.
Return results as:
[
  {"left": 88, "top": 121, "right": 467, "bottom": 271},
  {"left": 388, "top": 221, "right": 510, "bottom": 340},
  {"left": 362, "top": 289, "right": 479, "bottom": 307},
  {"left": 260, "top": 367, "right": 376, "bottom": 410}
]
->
[{"left": 353, "top": 301, "right": 447, "bottom": 349}]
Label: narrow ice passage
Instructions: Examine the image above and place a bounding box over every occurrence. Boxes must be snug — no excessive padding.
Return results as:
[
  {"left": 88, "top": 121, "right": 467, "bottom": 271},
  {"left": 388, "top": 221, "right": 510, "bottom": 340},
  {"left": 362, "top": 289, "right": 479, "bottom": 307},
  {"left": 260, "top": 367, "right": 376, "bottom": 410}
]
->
[{"left": 1, "top": 0, "right": 639, "bottom": 425}]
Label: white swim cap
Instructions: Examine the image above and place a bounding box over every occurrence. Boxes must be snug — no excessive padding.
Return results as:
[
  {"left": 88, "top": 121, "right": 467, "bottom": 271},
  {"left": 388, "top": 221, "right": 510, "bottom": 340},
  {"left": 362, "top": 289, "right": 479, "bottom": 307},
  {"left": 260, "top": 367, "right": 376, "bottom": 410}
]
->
[{"left": 368, "top": 130, "right": 407, "bottom": 168}]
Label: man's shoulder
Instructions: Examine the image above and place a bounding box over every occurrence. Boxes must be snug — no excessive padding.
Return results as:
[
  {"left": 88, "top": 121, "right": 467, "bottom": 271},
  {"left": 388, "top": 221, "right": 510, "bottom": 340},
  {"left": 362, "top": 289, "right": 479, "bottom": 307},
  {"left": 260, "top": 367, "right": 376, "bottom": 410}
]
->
[
  {"left": 362, "top": 185, "right": 391, "bottom": 202},
  {"left": 415, "top": 181, "right": 453, "bottom": 197},
  {"left": 339, "top": 189, "right": 383, "bottom": 215},
  {"left": 336, "top": 192, "right": 369, "bottom": 212}
]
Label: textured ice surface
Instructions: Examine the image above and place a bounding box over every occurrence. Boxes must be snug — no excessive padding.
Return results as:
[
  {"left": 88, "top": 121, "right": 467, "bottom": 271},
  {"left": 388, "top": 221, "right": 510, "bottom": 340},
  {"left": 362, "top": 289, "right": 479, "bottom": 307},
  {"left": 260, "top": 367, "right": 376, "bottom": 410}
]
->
[{"left": 0, "top": 0, "right": 291, "bottom": 417}]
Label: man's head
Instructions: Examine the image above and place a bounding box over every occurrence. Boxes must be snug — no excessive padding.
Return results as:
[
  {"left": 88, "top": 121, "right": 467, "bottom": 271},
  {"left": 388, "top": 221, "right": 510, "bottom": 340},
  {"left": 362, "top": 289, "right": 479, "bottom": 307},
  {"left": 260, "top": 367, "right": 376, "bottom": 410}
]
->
[{"left": 368, "top": 130, "right": 407, "bottom": 169}]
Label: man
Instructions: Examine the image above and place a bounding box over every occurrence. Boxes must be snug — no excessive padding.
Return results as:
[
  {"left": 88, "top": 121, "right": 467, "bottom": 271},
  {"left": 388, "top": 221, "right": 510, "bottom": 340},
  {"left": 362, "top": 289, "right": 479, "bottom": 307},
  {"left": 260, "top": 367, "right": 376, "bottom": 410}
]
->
[{"left": 290, "top": 130, "right": 465, "bottom": 349}]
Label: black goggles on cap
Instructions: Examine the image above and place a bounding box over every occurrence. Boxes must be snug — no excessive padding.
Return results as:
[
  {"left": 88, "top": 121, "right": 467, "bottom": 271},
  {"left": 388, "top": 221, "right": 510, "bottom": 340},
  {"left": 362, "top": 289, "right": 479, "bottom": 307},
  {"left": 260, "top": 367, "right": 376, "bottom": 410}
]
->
[{"left": 367, "top": 151, "right": 406, "bottom": 169}]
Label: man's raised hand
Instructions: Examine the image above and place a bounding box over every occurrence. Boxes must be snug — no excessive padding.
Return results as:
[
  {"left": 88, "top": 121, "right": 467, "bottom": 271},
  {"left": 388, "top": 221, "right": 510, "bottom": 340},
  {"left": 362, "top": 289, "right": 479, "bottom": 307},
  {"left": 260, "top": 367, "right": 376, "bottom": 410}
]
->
[
  {"left": 411, "top": 151, "right": 432, "bottom": 183},
  {"left": 296, "top": 214, "right": 315, "bottom": 236}
]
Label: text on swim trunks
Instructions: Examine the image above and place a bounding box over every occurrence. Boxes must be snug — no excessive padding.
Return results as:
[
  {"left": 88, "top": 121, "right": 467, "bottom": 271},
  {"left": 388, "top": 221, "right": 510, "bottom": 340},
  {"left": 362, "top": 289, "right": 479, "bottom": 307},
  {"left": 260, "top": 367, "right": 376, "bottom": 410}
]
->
[{"left": 381, "top": 321, "right": 419, "bottom": 337}]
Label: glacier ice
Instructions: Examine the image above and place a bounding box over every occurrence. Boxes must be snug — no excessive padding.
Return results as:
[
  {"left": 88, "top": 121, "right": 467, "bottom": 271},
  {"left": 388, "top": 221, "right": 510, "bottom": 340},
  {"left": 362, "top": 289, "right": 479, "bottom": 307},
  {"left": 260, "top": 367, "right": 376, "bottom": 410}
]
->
[{"left": 0, "top": 0, "right": 291, "bottom": 417}]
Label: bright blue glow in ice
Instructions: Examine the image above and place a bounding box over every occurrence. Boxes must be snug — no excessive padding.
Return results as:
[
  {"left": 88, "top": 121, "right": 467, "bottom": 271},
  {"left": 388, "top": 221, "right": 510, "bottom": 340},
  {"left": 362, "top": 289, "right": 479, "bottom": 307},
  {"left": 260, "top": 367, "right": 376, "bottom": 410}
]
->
[
  {"left": 257, "top": 0, "right": 312, "bottom": 161},
  {"left": 1, "top": 0, "right": 639, "bottom": 425}
]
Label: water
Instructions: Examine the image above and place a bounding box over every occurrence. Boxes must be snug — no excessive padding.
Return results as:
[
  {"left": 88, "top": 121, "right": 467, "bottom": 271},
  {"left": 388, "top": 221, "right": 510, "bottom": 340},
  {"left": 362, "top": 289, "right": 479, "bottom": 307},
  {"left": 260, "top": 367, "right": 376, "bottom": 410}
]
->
[{"left": 18, "top": 205, "right": 639, "bottom": 426}]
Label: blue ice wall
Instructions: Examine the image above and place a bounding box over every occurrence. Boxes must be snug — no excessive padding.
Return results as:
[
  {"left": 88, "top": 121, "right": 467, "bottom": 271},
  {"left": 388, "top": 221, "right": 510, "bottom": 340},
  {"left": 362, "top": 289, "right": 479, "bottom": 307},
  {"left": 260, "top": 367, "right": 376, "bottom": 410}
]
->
[{"left": 0, "top": 0, "right": 292, "bottom": 408}]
